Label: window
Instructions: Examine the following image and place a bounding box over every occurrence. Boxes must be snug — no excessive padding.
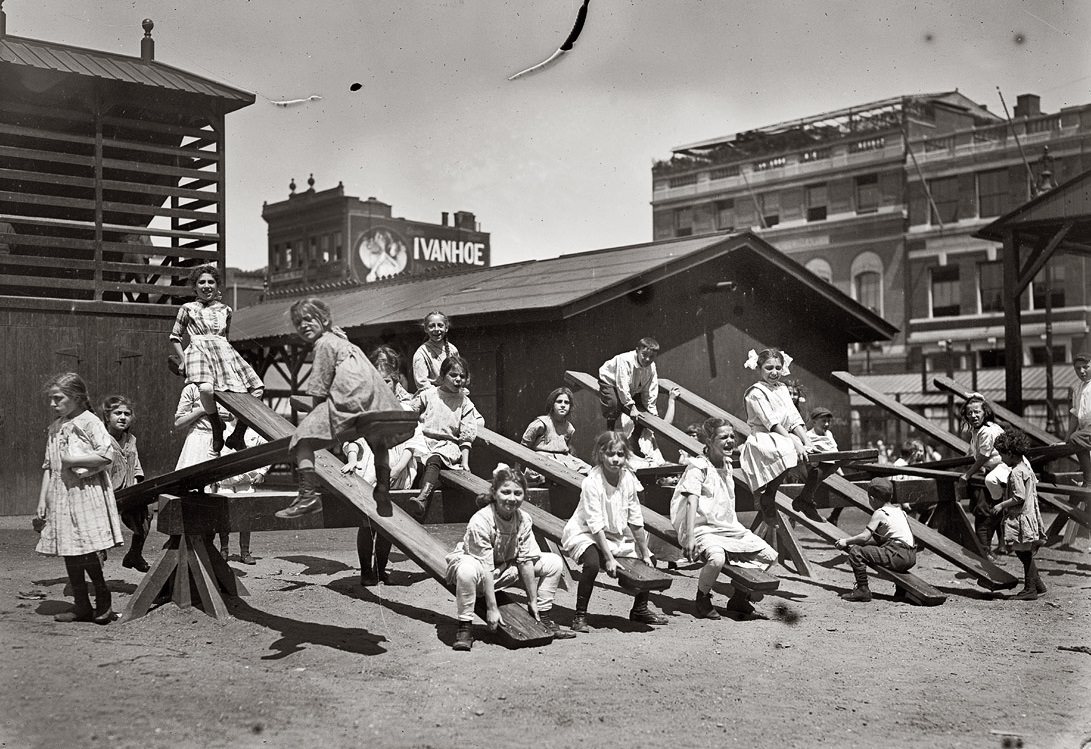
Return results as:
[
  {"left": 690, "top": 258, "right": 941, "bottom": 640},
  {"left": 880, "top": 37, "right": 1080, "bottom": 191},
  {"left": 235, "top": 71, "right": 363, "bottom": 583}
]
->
[
  {"left": 285, "top": 243, "right": 294, "bottom": 268},
  {"left": 1030, "top": 345, "right": 1066, "bottom": 365},
  {"left": 333, "top": 231, "right": 343, "bottom": 262},
  {"left": 931, "top": 265, "right": 961, "bottom": 317},
  {"left": 669, "top": 174, "right": 697, "bottom": 188},
  {"left": 978, "top": 168, "right": 1009, "bottom": 218},
  {"left": 806, "top": 183, "right": 827, "bottom": 222},
  {"left": 1032, "top": 265, "right": 1065, "bottom": 308},
  {"left": 709, "top": 165, "right": 740, "bottom": 180},
  {"left": 760, "top": 193, "right": 779, "bottom": 228},
  {"left": 855, "top": 174, "right": 878, "bottom": 214},
  {"left": 979, "top": 349, "right": 1005, "bottom": 368},
  {"left": 674, "top": 207, "right": 694, "bottom": 236},
  {"left": 850, "top": 252, "right": 884, "bottom": 315},
  {"left": 805, "top": 258, "right": 833, "bottom": 284},
  {"left": 320, "top": 234, "right": 330, "bottom": 263},
  {"left": 929, "top": 176, "right": 960, "bottom": 224},
  {"left": 715, "top": 199, "right": 735, "bottom": 231},
  {"left": 308, "top": 237, "right": 317, "bottom": 263},
  {"left": 978, "top": 261, "right": 1004, "bottom": 313}
]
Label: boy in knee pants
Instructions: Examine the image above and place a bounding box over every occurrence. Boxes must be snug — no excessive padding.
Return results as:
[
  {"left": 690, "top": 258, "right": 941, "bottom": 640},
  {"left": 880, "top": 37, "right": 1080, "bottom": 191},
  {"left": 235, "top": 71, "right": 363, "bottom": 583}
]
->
[{"left": 834, "top": 478, "right": 916, "bottom": 602}]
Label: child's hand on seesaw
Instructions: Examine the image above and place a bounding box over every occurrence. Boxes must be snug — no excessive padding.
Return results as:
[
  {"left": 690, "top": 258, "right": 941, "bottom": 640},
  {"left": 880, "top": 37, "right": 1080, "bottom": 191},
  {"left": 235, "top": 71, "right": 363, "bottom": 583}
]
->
[
  {"left": 834, "top": 538, "right": 847, "bottom": 550},
  {"left": 604, "top": 557, "right": 619, "bottom": 578},
  {"left": 485, "top": 607, "right": 504, "bottom": 631},
  {"left": 668, "top": 387, "right": 681, "bottom": 400},
  {"left": 641, "top": 552, "right": 655, "bottom": 568},
  {"left": 340, "top": 463, "right": 355, "bottom": 475},
  {"left": 526, "top": 603, "right": 540, "bottom": 621}
]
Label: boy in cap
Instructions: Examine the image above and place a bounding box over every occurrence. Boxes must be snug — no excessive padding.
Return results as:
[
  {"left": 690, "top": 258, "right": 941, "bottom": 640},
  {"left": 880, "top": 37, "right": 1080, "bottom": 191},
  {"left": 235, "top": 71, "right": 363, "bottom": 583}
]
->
[
  {"left": 805, "top": 407, "right": 838, "bottom": 453},
  {"left": 792, "top": 406, "right": 840, "bottom": 522},
  {"left": 834, "top": 477, "right": 916, "bottom": 602}
]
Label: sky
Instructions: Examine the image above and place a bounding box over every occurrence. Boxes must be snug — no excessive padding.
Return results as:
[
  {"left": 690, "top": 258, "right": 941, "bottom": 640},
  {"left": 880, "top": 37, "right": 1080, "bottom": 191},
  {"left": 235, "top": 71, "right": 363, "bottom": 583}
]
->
[{"left": 9, "top": 1, "right": 1090, "bottom": 271}]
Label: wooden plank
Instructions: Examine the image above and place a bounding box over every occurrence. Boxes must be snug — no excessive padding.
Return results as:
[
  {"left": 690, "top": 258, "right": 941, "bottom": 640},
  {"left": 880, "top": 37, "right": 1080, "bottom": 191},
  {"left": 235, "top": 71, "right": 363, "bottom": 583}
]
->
[
  {"left": 115, "top": 436, "right": 290, "bottom": 512},
  {"left": 931, "top": 375, "right": 1063, "bottom": 446},
  {"left": 475, "top": 426, "right": 586, "bottom": 488},
  {"left": 833, "top": 370, "right": 968, "bottom": 453},
  {"left": 101, "top": 113, "right": 218, "bottom": 139},
  {"left": 101, "top": 178, "right": 218, "bottom": 202},
  {"left": 0, "top": 167, "right": 96, "bottom": 190},
  {"left": 0, "top": 213, "right": 220, "bottom": 242},
  {"left": 564, "top": 371, "right": 780, "bottom": 592},
  {"left": 769, "top": 493, "right": 946, "bottom": 606},
  {"left": 120, "top": 536, "right": 179, "bottom": 623},
  {"left": 215, "top": 392, "right": 552, "bottom": 647},
  {"left": 854, "top": 462, "right": 1091, "bottom": 530},
  {"left": 0, "top": 144, "right": 95, "bottom": 168},
  {"left": 653, "top": 374, "right": 1016, "bottom": 590},
  {"left": 101, "top": 156, "right": 218, "bottom": 182},
  {"left": 188, "top": 536, "right": 231, "bottom": 620},
  {"left": 808, "top": 449, "right": 879, "bottom": 464},
  {"left": 612, "top": 558, "right": 673, "bottom": 592}
]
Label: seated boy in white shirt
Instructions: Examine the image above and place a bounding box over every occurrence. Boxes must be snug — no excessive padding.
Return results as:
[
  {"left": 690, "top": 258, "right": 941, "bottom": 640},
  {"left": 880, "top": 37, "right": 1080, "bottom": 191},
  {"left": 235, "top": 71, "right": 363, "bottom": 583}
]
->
[{"left": 834, "top": 478, "right": 916, "bottom": 603}]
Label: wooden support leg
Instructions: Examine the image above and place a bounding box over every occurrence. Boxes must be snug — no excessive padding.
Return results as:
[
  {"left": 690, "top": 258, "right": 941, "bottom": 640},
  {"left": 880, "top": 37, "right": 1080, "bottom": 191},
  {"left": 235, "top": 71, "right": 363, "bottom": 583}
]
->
[
  {"left": 201, "top": 534, "right": 250, "bottom": 597},
  {"left": 1061, "top": 499, "right": 1091, "bottom": 549},
  {"left": 1045, "top": 511, "right": 1070, "bottom": 544},
  {"left": 187, "top": 537, "right": 230, "bottom": 621},
  {"left": 121, "top": 536, "right": 180, "bottom": 623},
  {"left": 773, "top": 511, "right": 814, "bottom": 577},
  {"left": 172, "top": 534, "right": 193, "bottom": 609}
]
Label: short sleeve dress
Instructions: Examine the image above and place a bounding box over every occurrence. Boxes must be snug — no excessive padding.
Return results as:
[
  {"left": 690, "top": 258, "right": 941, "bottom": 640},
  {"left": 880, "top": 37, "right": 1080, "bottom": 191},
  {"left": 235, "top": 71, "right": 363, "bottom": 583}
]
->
[
  {"left": 1002, "top": 459, "right": 1045, "bottom": 551},
  {"left": 170, "top": 300, "right": 263, "bottom": 392},
  {"left": 412, "top": 339, "right": 460, "bottom": 392},
  {"left": 521, "top": 415, "right": 592, "bottom": 475},
  {"left": 670, "top": 455, "right": 776, "bottom": 568},
  {"left": 292, "top": 331, "right": 407, "bottom": 451},
  {"left": 36, "top": 411, "right": 125, "bottom": 557},
  {"left": 175, "top": 383, "right": 234, "bottom": 469},
  {"left": 409, "top": 387, "right": 484, "bottom": 467},
  {"left": 739, "top": 381, "right": 805, "bottom": 492},
  {"left": 560, "top": 466, "right": 645, "bottom": 562}
]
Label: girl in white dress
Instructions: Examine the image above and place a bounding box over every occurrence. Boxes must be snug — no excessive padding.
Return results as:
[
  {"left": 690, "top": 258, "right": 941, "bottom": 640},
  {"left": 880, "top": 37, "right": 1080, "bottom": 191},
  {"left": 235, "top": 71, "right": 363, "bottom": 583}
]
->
[
  {"left": 561, "top": 432, "right": 667, "bottom": 632},
  {"left": 739, "top": 348, "right": 815, "bottom": 523},
  {"left": 672, "top": 418, "right": 777, "bottom": 619}
]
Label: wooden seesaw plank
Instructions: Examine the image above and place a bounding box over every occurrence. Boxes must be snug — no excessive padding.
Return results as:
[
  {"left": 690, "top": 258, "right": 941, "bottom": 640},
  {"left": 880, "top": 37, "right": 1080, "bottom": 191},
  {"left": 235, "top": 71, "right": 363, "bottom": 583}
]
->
[
  {"left": 115, "top": 437, "right": 291, "bottom": 513},
  {"left": 473, "top": 425, "right": 776, "bottom": 590},
  {"left": 656, "top": 377, "right": 983, "bottom": 591},
  {"left": 215, "top": 392, "right": 552, "bottom": 648},
  {"left": 564, "top": 372, "right": 788, "bottom": 588},
  {"left": 439, "top": 468, "right": 673, "bottom": 593},
  {"left": 931, "top": 375, "right": 1063, "bottom": 447}
]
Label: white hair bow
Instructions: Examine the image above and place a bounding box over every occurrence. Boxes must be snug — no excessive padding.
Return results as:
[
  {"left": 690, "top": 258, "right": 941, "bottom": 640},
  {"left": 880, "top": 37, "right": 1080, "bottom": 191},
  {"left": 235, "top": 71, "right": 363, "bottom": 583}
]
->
[
  {"left": 743, "top": 349, "right": 759, "bottom": 370},
  {"left": 492, "top": 463, "right": 510, "bottom": 478},
  {"left": 781, "top": 351, "right": 794, "bottom": 376}
]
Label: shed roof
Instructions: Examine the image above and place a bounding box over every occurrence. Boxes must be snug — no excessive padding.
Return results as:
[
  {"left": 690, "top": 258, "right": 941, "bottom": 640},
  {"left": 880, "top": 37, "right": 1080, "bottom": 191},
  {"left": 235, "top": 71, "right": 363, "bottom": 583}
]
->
[
  {"left": 850, "top": 366, "right": 1081, "bottom": 407},
  {"left": 0, "top": 33, "right": 254, "bottom": 110},
  {"left": 230, "top": 232, "right": 898, "bottom": 345}
]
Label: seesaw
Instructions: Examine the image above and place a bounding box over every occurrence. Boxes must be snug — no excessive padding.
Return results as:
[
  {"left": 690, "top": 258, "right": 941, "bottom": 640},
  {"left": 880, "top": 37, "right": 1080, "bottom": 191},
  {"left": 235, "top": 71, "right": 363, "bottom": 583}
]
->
[{"left": 123, "top": 392, "right": 554, "bottom": 647}]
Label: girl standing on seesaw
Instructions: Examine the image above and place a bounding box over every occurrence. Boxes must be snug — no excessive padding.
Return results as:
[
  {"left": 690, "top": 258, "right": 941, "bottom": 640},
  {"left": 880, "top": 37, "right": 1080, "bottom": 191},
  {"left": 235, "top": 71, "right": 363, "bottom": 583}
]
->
[
  {"left": 169, "top": 265, "right": 263, "bottom": 454},
  {"left": 445, "top": 465, "right": 576, "bottom": 651},
  {"left": 277, "top": 298, "right": 408, "bottom": 520},
  {"left": 992, "top": 429, "right": 1047, "bottom": 600},
  {"left": 520, "top": 386, "right": 592, "bottom": 476},
  {"left": 560, "top": 431, "right": 668, "bottom": 632},
  {"left": 406, "top": 355, "right": 484, "bottom": 519},
  {"left": 672, "top": 417, "right": 777, "bottom": 619},
  {"left": 36, "top": 373, "right": 124, "bottom": 624},
  {"left": 738, "top": 348, "right": 818, "bottom": 524},
  {"left": 957, "top": 393, "right": 1007, "bottom": 557},
  {"left": 101, "top": 395, "right": 149, "bottom": 572},
  {"left": 411, "top": 311, "right": 460, "bottom": 392},
  {"left": 342, "top": 359, "right": 423, "bottom": 585}
]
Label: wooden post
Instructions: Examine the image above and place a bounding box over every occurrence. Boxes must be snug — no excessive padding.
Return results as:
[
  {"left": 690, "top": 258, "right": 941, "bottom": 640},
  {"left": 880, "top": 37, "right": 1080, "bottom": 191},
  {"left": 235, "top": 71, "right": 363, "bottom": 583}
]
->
[{"left": 1002, "top": 232, "right": 1023, "bottom": 413}]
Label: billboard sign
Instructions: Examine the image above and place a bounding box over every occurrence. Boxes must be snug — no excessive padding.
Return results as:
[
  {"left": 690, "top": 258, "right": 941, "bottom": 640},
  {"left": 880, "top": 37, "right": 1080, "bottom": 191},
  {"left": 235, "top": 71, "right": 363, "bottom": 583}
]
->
[{"left": 351, "top": 220, "right": 489, "bottom": 283}]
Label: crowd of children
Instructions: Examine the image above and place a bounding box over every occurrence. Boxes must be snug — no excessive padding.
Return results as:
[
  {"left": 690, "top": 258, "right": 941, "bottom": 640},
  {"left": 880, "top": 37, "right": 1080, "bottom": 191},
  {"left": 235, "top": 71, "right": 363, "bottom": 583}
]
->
[{"left": 32, "top": 271, "right": 1088, "bottom": 641}]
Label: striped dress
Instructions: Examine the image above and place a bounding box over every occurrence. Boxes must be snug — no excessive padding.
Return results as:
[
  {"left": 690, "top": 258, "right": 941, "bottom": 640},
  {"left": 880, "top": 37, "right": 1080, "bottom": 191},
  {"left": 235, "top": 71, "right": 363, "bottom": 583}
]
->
[{"left": 36, "top": 411, "right": 124, "bottom": 557}]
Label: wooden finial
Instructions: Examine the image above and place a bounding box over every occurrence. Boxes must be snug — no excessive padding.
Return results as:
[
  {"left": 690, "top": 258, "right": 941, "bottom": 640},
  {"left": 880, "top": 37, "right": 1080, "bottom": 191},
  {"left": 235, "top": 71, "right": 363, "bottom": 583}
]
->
[{"left": 140, "top": 19, "right": 155, "bottom": 61}]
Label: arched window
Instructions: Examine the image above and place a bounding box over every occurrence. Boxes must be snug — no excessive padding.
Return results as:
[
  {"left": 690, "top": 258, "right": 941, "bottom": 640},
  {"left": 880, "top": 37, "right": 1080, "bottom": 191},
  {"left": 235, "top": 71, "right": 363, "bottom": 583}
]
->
[
  {"left": 850, "top": 251, "right": 884, "bottom": 315},
  {"left": 805, "top": 258, "right": 833, "bottom": 284}
]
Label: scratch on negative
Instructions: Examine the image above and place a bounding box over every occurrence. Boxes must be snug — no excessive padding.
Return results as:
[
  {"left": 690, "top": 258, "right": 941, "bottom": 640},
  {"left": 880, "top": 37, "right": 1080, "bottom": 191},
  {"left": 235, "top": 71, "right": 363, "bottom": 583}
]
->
[
  {"left": 508, "top": 0, "right": 590, "bottom": 81},
  {"left": 267, "top": 95, "right": 324, "bottom": 107}
]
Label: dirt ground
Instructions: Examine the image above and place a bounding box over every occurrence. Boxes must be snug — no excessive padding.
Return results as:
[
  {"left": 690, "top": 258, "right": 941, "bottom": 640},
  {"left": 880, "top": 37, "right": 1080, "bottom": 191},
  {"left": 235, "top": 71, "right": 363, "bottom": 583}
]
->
[{"left": 1, "top": 511, "right": 1089, "bottom": 749}]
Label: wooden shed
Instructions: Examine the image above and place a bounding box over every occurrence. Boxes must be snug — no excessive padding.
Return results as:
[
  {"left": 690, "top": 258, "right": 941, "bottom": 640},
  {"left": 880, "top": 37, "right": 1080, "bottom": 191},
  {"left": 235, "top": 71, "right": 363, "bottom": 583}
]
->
[
  {"left": 229, "top": 232, "right": 896, "bottom": 461},
  {"left": 0, "top": 10, "right": 254, "bottom": 514}
]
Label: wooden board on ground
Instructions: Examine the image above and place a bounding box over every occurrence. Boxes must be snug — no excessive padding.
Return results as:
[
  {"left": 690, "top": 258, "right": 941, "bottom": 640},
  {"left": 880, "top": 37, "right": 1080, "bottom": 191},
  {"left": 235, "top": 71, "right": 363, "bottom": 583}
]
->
[
  {"left": 656, "top": 376, "right": 1004, "bottom": 590},
  {"left": 216, "top": 392, "right": 552, "bottom": 648},
  {"left": 115, "top": 437, "right": 291, "bottom": 513}
]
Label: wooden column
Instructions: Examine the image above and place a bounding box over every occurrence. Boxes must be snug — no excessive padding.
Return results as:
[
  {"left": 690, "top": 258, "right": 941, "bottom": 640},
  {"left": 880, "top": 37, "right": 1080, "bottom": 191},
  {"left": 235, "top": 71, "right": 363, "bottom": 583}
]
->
[{"left": 1002, "top": 231, "right": 1023, "bottom": 414}]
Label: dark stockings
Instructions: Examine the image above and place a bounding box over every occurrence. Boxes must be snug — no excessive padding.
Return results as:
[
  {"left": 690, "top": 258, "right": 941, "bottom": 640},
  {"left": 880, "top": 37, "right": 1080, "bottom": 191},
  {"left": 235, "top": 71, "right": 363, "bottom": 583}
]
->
[{"left": 575, "top": 547, "right": 650, "bottom": 613}]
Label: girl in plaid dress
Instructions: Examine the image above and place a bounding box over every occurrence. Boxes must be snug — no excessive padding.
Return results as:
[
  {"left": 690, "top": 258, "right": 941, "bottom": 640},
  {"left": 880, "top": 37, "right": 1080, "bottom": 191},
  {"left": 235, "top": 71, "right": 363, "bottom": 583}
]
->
[
  {"left": 36, "top": 374, "right": 124, "bottom": 624},
  {"left": 169, "top": 265, "right": 263, "bottom": 453}
]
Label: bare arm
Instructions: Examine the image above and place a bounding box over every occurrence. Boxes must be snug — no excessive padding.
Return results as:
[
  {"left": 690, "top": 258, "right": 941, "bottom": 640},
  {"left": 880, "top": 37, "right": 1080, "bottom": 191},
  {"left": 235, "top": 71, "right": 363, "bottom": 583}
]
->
[
  {"left": 630, "top": 523, "right": 654, "bottom": 566},
  {"left": 480, "top": 566, "right": 504, "bottom": 631},
  {"left": 36, "top": 470, "right": 50, "bottom": 519},
  {"left": 591, "top": 529, "right": 618, "bottom": 577},
  {"left": 835, "top": 528, "right": 874, "bottom": 549}
]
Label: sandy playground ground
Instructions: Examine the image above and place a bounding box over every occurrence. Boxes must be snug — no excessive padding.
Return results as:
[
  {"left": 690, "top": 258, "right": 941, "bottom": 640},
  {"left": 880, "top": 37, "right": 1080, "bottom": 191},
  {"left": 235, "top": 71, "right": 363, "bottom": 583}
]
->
[{"left": 1, "top": 510, "right": 1089, "bottom": 749}]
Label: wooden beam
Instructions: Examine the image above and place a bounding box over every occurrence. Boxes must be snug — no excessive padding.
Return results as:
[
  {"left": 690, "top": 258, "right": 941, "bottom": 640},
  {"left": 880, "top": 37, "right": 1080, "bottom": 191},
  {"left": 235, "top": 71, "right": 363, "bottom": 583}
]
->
[
  {"left": 215, "top": 392, "right": 553, "bottom": 648},
  {"left": 1002, "top": 232, "right": 1023, "bottom": 413},
  {"left": 1016, "top": 222, "right": 1074, "bottom": 292},
  {"left": 932, "top": 375, "right": 1064, "bottom": 446}
]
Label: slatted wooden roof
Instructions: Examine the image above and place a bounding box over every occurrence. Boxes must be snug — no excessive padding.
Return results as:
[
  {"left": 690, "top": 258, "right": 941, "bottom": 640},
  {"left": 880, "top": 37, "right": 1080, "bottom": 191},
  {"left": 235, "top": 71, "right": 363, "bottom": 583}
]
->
[
  {"left": 229, "top": 232, "right": 899, "bottom": 344},
  {"left": 0, "top": 33, "right": 254, "bottom": 110}
]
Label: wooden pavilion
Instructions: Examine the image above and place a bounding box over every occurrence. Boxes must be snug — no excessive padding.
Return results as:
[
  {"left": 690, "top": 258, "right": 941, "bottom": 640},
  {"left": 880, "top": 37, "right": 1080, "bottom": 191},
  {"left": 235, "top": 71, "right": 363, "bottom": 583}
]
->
[
  {"left": 0, "top": 5, "right": 254, "bottom": 514},
  {"left": 975, "top": 168, "right": 1091, "bottom": 413}
]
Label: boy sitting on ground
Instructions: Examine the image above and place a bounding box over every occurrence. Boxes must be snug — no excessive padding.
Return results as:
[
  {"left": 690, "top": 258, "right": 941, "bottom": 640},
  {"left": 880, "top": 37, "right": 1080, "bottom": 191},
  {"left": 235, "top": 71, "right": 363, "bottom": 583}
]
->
[{"left": 834, "top": 477, "right": 916, "bottom": 603}]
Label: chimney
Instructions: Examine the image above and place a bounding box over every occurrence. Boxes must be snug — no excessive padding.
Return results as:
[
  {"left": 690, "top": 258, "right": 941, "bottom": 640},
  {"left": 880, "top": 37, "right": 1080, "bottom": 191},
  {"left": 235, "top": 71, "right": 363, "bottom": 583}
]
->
[
  {"left": 441, "top": 212, "right": 449, "bottom": 227},
  {"left": 1014, "top": 94, "right": 1041, "bottom": 119},
  {"left": 140, "top": 19, "right": 155, "bottom": 61},
  {"left": 453, "top": 211, "right": 476, "bottom": 231}
]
